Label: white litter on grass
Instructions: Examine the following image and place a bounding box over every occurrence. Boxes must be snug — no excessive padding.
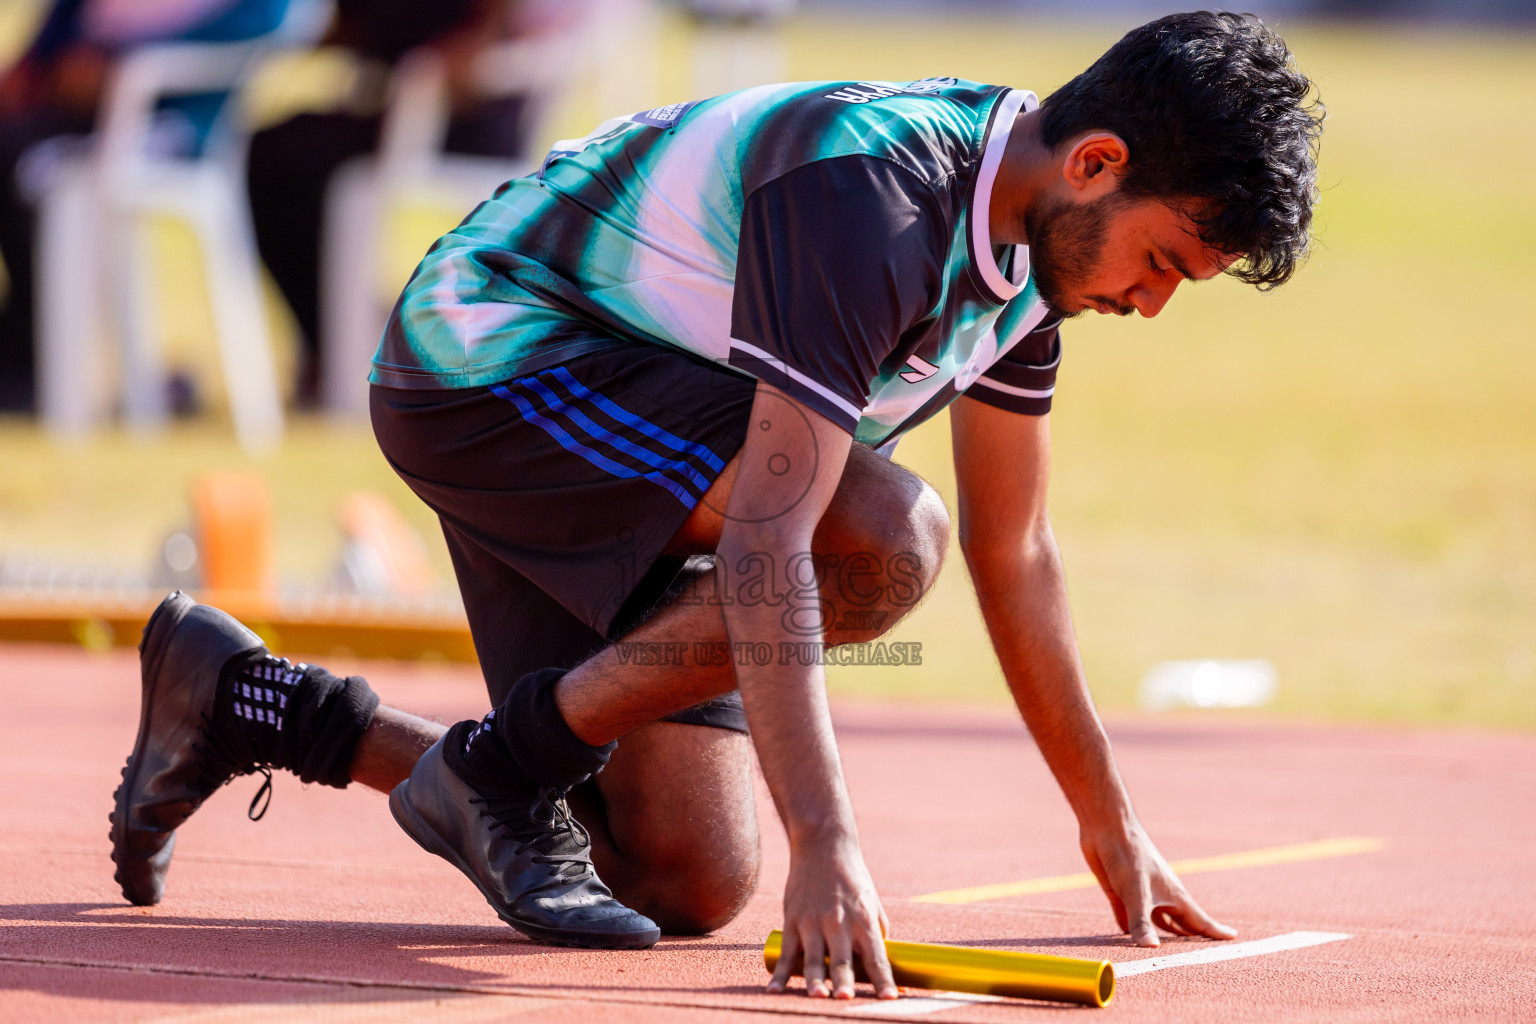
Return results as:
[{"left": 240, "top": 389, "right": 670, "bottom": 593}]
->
[
  {"left": 841, "top": 931, "right": 1353, "bottom": 1017},
  {"left": 1139, "top": 659, "right": 1278, "bottom": 711}
]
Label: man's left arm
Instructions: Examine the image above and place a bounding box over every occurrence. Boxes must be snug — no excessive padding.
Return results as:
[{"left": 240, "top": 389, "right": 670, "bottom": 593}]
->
[{"left": 949, "top": 395, "right": 1235, "bottom": 947}]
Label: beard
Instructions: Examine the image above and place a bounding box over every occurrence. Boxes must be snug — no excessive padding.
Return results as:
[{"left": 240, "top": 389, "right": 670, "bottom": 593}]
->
[{"left": 1020, "top": 192, "right": 1120, "bottom": 318}]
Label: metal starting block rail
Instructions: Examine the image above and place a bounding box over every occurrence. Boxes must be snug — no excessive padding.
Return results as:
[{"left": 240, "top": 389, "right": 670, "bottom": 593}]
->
[{"left": 0, "top": 589, "right": 476, "bottom": 663}]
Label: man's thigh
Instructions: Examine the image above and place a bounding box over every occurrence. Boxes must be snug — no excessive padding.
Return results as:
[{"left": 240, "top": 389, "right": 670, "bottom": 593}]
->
[
  {"left": 569, "top": 720, "right": 760, "bottom": 932},
  {"left": 371, "top": 341, "right": 756, "bottom": 704},
  {"left": 371, "top": 343, "right": 756, "bottom": 644},
  {"left": 440, "top": 517, "right": 608, "bottom": 706}
]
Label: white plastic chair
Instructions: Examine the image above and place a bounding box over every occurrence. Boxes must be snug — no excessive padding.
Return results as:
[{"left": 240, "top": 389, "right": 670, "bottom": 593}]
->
[
  {"left": 318, "top": 37, "right": 578, "bottom": 418},
  {"left": 35, "top": 0, "right": 331, "bottom": 455}
]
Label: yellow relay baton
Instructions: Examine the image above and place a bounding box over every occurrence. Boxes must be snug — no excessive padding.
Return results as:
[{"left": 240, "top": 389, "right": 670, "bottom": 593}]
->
[{"left": 763, "top": 930, "right": 1115, "bottom": 1007}]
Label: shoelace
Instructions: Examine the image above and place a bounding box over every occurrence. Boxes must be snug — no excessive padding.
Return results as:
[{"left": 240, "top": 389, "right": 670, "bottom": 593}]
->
[
  {"left": 191, "top": 712, "right": 276, "bottom": 821},
  {"left": 247, "top": 768, "right": 274, "bottom": 820},
  {"left": 471, "top": 787, "right": 594, "bottom": 881}
]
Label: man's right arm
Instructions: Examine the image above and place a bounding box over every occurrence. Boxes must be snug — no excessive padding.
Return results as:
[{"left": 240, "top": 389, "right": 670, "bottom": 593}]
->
[
  {"left": 718, "top": 380, "right": 898, "bottom": 1001},
  {"left": 722, "top": 154, "right": 946, "bottom": 1000}
]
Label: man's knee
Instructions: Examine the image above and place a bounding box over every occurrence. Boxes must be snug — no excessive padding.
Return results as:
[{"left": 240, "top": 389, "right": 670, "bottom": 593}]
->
[
  {"left": 820, "top": 451, "right": 951, "bottom": 627},
  {"left": 883, "top": 472, "right": 951, "bottom": 597},
  {"left": 583, "top": 725, "right": 760, "bottom": 934},
  {"left": 635, "top": 840, "right": 760, "bottom": 934}
]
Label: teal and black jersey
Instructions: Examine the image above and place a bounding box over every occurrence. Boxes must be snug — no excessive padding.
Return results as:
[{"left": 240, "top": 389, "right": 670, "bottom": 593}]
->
[{"left": 371, "top": 77, "right": 1063, "bottom": 447}]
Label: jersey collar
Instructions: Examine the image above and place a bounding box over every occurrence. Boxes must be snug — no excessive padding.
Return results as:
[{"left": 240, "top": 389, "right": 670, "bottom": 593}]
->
[{"left": 970, "top": 87, "right": 1038, "bottom": 304}]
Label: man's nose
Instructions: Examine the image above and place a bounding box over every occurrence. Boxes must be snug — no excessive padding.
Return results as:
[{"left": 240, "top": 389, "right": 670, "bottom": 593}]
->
[{"left": 1130, "top": 277, "right": 1179, "bottom": 318}]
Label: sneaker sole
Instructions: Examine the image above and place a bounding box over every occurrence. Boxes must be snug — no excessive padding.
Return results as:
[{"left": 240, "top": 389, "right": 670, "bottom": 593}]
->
[
  {"left": 389, "top": 778, "right": 660, "bottom": 950},
  {"left": 110, "top": 592, "right": 195, "bottom": 905}
]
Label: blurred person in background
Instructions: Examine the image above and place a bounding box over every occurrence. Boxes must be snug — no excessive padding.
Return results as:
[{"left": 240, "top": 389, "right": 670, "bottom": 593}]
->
[
  {"left": 0, "top": 0, "right": 295, "bottom": 412},
  {"left": 247, "top": 0, "right": 550, "bottom": 407}
]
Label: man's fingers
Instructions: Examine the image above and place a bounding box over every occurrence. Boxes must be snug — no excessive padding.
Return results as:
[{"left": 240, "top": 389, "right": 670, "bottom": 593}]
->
[
  {"left": 1085, "top": 850, "right": 1132, "bottom": 935},
  {"left": 1152, "top": 907, "right": 1193, "bottom": 937},
  {"left": 828, "top": 931, "right": 857, "bottom": 1000},
  {"left": 1086, "top": 829, "right": 1237, "bottom": 949},
  {"left": 1168, "top": 894, "right": 1238, "bottom": 940},
  {"left": 803, "top": 931, "right": 830, "bottom": 998},
  {"left": 856, "top": 921, "right": 899, "bottom": 999},
  {"left": 1126, "top": 875, "right": 1160, "bottom": 947},
  {"left": 1106, "top": 889, "right": 1130, "bottom": 935},
  {"left": 1130, "top": 918, "right": 1161, "bottom": 946},
  {"left": 767, "top": 928, "right": 802, "bottom": 994}
]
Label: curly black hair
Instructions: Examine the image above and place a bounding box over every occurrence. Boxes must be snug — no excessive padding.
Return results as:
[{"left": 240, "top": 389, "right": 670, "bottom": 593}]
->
[{"left": 1040, "top": 12, "right": 1324, "bottom": 289}]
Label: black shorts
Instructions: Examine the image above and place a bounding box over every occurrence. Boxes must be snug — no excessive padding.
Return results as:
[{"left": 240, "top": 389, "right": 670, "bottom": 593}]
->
[{"left": 371, "top": 341, "right": 756, "bottom": 733}]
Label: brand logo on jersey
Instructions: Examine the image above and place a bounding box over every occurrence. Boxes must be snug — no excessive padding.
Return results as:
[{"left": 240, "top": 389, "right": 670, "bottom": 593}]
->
[
  {"left": 899, "top": 355, "right": 940, "bottom": 383},
  {"left": 902, "top": 76, "right": 957, "bottom": 94},
  {"left": 825, "top": 77, "right": 956, "bottom": 104},
  {"left": 955, "top": 346, "right": 990, "bottom": 390},
  {"left": 630, "top": 100, "right": 698, "bottom": 128}
]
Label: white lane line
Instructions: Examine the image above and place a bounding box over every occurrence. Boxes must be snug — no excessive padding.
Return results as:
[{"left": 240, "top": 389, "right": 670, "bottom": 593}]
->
[
  {"left": 1114, "top": 930, "right": 1353, "bottom": 977},
  {"left": 841, "top": 931, "right": 1353, "bottom": 1017},
  {"left": 845, "top": 992, "right": 1001, "bottom": 1017}
]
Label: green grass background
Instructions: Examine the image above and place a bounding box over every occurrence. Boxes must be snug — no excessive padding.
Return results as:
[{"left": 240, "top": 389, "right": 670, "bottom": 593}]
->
[{"left": 1, "top": 8, "right": 1532, "bottom": 727}]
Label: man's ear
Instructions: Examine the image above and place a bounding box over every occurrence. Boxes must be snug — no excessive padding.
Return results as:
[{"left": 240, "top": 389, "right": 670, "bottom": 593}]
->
[{"left": 1061, "top": 132, "right": 1129, "bottom": 198}]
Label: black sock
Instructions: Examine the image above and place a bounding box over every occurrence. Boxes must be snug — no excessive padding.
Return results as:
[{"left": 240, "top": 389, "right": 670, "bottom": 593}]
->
[
  {"left": 218, "top": 654, "right": 379, "bottom": 788},
  {"left": 444, "top": 718, "right": 520, "bottom": 792},
  {"left": 455, "top": 668, "right": 614, "bottom": 791}
]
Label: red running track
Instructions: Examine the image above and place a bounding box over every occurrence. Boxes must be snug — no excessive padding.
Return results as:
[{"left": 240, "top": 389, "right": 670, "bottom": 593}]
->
[{"left": 1, "top": 643, "right": 1533, "bottom": 1022}]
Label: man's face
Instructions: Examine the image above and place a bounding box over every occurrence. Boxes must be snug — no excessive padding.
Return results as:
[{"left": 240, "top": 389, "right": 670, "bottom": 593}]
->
[{"left": 1024, "top": 192, "right": 1234, "bottom": 319}]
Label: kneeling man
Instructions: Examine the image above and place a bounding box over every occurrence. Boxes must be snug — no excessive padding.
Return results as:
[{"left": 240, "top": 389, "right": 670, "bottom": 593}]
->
[{"left": 111, "top": 10, "right": 1321, "bottom": 1001}]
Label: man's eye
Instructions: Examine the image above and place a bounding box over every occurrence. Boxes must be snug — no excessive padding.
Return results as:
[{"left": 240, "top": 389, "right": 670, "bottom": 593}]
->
[{"left": 1148, "top": 254, "right": 1165, "bottom": 273}]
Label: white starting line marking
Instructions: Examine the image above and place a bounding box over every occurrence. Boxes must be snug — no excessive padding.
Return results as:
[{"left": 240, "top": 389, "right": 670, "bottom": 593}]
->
[
  {"left": 842, "top": 931, "right": 1354, "bottom": 1017},
  {"left": 1114, "top": 930, "right": 1352, "bottom": 977},
  {"left": 844, "top": 992, "right": 1002, "bottom": 1017}
]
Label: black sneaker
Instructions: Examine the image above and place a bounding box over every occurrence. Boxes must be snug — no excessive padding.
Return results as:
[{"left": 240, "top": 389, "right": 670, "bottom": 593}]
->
[
  {"left": 390, "top": 725, "right": 661, "bottom": 949},
  {"left": 110, "top": 592, "right": 268, "bottom": 905}
]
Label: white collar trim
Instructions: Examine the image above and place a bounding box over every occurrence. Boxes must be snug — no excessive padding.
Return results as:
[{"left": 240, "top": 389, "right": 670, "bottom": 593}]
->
[{"left": 970, "top": 88, "right": 1037, "bottom": 303}]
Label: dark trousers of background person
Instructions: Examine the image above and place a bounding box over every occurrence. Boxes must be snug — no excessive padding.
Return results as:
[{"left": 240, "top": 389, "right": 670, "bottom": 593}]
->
[
  {"left": 246, "top": 96, "right": 528, "bottom": 406},
  {"left": 0, "top": 104, "right": 92, "bottom": 412}
]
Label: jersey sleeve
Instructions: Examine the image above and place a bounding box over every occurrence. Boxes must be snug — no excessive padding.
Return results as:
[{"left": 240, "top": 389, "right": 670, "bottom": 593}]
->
[
  {"left": 729, "top": 155, "right": 947, "bottom": 433},
  {"left": 963, "top": 318, "right": 1062, "bottom": 416}
]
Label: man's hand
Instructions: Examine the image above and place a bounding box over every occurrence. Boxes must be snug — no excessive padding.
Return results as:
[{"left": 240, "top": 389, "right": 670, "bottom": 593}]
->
[
  {"left": 768, "top": 834, "right": 899, "bottom": 999},
  {"left": 1080, "top": 820, "right": 1237, "bottom": 947}
]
